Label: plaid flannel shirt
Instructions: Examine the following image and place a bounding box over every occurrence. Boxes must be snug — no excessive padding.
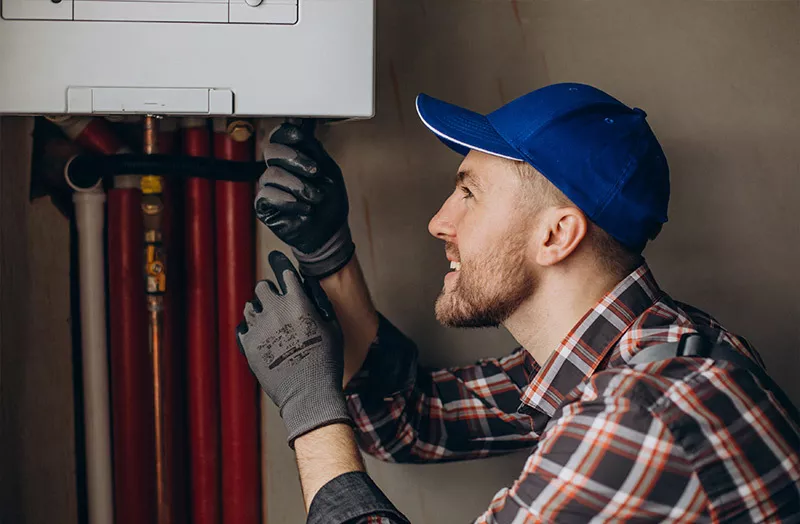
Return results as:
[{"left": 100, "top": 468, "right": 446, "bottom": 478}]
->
[{"left": 307, "top": 263, "right": 800, "bottom": 523}]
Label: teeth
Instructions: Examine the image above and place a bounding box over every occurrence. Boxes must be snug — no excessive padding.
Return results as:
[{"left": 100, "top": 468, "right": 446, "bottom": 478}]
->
[{"left": 450, "top": 261, "right": 461, "bottom": 271}]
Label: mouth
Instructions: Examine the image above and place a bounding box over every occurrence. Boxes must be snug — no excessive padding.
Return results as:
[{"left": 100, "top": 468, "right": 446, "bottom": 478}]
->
[{"left": 444, "top": 259, "right": 461, "bottom": 286}]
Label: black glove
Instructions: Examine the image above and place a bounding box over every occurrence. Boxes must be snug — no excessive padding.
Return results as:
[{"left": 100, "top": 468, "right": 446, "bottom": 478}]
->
[
  {"left": 255, "top": 121, "right": 355, "bottom": 278},
  {"left": 236, "top": 251, "right": 352, "bottom": 446}
]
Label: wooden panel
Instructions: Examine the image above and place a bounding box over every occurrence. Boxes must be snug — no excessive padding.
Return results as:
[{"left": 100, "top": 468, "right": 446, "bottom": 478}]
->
[{"left": 0, "top": 117, "right": 78, "bottom": 524}]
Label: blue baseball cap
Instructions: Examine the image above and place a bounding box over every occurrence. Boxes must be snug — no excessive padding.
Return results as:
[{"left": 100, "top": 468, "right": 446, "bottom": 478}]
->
[{"left": 415, "top": 83, "right": 669, "bottom": 251}]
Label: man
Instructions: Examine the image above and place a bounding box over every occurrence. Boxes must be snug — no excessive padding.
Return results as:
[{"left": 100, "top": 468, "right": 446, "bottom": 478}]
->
[{"left": 237, "top": 83, "right": 800, "bottom": 522}]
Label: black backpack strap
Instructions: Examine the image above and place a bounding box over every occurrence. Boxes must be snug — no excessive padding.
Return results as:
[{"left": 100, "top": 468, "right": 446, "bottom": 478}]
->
[
  {"left": 629, "top": 333, "right": 800, "bottom": 427},
  {"left": 543, "top": 333, "right": 800, "bottom": 435}
]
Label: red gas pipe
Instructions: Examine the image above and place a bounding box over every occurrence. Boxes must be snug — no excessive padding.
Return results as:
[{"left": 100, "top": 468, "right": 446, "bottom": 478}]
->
[
  {"left": 183, "top": 117, "right": 222, "bottom": 524},
  {"left": 157, "top": 118, "right": 187, "bottom": 524},
  {"left": 108, "top": 186, "right": 157, "bottom": 524},
  {"left": 214, "top": 118, "right": 260, "bottom": 524}
]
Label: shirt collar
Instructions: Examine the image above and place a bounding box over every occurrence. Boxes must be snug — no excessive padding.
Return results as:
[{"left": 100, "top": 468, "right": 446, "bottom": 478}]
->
[{"left": 518, "top": 263, "right": 663, "bottom": 421}]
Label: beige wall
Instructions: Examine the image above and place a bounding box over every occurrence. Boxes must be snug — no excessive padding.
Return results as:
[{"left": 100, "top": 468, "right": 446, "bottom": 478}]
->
[{"left": 3, "top": 1, "right": 799, "bottom": 523}]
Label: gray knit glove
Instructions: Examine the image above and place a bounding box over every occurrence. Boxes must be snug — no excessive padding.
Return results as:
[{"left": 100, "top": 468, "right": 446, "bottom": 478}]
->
[{"left": 237, "top": 251, "right": 351, "bottom": 446}]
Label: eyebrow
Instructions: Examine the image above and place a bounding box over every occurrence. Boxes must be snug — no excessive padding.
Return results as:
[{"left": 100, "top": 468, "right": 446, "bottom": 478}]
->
[{"left": 456, "top": 170, "right": 483, "bottom": 192}]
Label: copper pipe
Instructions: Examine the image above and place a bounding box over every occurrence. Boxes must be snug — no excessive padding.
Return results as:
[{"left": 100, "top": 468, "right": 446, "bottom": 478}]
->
[
  {"left": 142, "top": 115, "right": 171, "bottom": 524},
  {"left": 148, "top": 295, "right": 168, "bottom": 524},
  {"left": 144, "top": 116, "right": 158, "bottom": 155}
]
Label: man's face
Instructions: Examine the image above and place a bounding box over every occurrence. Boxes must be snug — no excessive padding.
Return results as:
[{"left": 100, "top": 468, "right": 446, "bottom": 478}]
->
[{"left": 429, "top": 151, "right": 537, "bottom": 328}]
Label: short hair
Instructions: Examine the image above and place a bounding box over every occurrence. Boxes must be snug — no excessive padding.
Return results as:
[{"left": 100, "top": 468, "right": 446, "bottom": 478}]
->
[{"left": 512, "top": 161, "right": 643, "bottom": 277}]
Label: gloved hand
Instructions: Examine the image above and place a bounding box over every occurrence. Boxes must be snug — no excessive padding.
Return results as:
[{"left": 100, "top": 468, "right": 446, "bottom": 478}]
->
[
  {"left": 255, "top": 121, "right": 355, "bottom": 278},
  {"left": 236, "top": 251, "right": 352, "bottom": 446}
]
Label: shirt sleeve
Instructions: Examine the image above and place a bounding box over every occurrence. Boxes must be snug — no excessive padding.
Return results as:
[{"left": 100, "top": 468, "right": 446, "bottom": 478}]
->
[
  {"left": 344, "top": 314, "right": 540, "bottom": 463},
  {"left": 475, "top": 372, "right": 709, "bottom": 523},
  {"left": 307, "top": 472, "right": 409, "bottom": 524}
]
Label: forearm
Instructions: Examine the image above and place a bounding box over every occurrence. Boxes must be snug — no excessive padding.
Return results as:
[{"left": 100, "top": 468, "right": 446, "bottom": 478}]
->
[
  {"left": 347, "top": 347, "right": 540, "bottom": 463},
  {"left": 297, "top": 423, "right": 410, "bottom": 524},
  {"left": 319, "top": 254, "right": 379, "bottom": 386},
  {"left": 294, "top": 423, "right": 366, "bottom": 511}
]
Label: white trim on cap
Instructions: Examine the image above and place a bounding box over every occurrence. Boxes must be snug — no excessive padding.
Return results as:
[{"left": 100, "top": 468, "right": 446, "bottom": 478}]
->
[{"left": 415, "top": 97, "right": 523, "bottom": 162}]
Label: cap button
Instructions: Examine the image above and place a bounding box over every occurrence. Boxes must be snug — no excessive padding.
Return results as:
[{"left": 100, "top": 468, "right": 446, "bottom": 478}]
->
[{"left": 633, "top": 107, "right": 648, "bottom": 118}]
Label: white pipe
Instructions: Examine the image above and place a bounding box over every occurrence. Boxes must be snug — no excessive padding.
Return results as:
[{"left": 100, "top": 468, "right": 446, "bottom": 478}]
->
[{"left": 73, "top": 188, "right": 115, "bottom": 524}]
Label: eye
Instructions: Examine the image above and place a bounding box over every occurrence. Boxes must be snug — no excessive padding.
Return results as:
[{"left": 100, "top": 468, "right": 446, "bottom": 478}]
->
[{"left": 459, "top": 185, "right": 474, "bottom": 199}]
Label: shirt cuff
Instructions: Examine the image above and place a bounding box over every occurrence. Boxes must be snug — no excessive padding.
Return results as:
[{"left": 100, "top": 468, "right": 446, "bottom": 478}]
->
[
  {"left": 344, "top": 313, "right": 418, "bottom": 398},
  {"left": 307, "top": 471, "right": 410, "bottom": 524}
]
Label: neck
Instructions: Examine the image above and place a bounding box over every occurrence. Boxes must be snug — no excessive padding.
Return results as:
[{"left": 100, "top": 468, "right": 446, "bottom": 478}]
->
[{"left": 504, "top": 267, "right": 623, "bottom": 365}]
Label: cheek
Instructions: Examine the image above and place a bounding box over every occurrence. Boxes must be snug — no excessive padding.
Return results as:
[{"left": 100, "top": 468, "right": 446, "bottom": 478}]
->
[
  {"left": 460, "top": 214, "right": 526, "bottom": 266},
  {"left": 458, "top": 228, "right": 495, "bottom": 266}
]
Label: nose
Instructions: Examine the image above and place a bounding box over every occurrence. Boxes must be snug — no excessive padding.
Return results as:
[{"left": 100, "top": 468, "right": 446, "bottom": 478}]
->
[{"left": 428, "top": 193, "right": 458, "bottom": 241}]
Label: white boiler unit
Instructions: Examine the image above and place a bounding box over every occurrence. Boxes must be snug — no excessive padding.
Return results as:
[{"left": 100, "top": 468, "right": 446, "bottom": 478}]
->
[{"left": 0, "top": 0, "right": 375, "bottom": 117}]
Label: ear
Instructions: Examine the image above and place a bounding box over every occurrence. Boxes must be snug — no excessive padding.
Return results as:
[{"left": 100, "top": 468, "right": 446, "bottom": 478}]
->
[{"left": 534, "top": 206, "right": 588, "bottom": 266}]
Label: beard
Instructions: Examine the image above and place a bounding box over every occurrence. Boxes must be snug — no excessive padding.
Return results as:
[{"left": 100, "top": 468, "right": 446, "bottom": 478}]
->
[{"left": 435, "top": 232, "right": 535, "bottom": 328}]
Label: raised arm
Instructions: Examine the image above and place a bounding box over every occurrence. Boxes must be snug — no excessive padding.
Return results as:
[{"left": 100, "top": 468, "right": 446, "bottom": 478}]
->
[
  {"left": 254, "top": 121, "right": 379, "bottom": 385},
  {"left": 254, "top": 123, "right": 539, "bottom": 463}
]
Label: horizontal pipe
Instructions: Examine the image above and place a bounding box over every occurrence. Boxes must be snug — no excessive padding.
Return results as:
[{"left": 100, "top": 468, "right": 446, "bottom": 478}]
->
[{"left": 66, "top": 154, "right": 264, "bottom": 188}]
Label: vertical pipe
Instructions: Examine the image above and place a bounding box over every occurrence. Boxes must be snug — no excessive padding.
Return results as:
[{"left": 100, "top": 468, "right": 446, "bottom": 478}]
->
[
  {"left": 158, "top": 118, "right": 179, "bottom": 157},
  {"left": 63, "top": 116, "right": 154, "bottom": 524},
  {"left": 47, "top": 116, "right": 122, "bottom": 524},
  {"left": 70, "top": 178, "right": 114, "bottom": 524},
  {"left": 214, "top": 118, "right": 260, "bottom": 524},
  {"left": 159, "top": 118, "right": 187, "bottom": 524},
  {"left": 141, "top": 115, "right": 171, "bottom": 524},
  {"left": 158, "top": 118, "right": 188, "bottom": 524},
  {"left": 182, "top": 117, "right": 221, "bottom": 524},
  {"left": 255, "top": 119, "right": 270, "bottom": 524},
  {"left": 108, "top": 184, "right": 156, "bottom": 524}
]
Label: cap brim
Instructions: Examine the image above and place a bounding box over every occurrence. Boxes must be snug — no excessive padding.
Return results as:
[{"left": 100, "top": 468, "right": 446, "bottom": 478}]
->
[{"left": 415, "top": 94, "right": 523, "bottom": 161}]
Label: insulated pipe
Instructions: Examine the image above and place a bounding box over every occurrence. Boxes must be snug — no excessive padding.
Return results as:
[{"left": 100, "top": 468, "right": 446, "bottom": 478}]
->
[
  {"left": 47, "top": 116, "right": 128, "bottom": 155},
  {"left": 255, "top": 119, "right": 270, "bottom": 524},
  {"left": 158, "top": 118, "right": 179, "bottom": 156},
  {"left": 182, "top": 117, "right": 221, "bottom": 524},
  {"left": 108, "top": 184, "right": 156, "bottom": 524},
  {"left": 83, "top": 117, "right": 156, "bottom": 524},
  {"left": 158, "top": 119, "right": 187, "bottom": 524},
  {"left": 68, "top": 172, "right": 115, "bottom": 524},
  {"left": 214, "top": 118, "right": 260, "bottom": 524}
]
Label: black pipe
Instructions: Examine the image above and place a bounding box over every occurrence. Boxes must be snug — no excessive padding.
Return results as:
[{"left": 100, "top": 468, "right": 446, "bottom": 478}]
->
[{"left": 65, "top": 154, "right": 265, "bottom": 189}]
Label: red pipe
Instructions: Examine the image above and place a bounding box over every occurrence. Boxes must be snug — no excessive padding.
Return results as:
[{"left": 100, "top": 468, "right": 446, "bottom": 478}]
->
[
  {"left": 77, "top": 118, "right": 128, "bottom": 154},
  {"left": 158, "top": 119, "right": 187, "bottom": 524},
  {"left": 214, "top": 119, "right": 260, "bottom": 524},
  {"left": 182, "top": 118, "right": 221, "bottom": 524},
  {"left": 107, "top": 188, "right": 156, "bottom": 524},
  {"left": 158, "top": 119, "right": 179, "bottom": 157},
  {"left": 49, "top": 116, "right": 128, "bottom": 155}
]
